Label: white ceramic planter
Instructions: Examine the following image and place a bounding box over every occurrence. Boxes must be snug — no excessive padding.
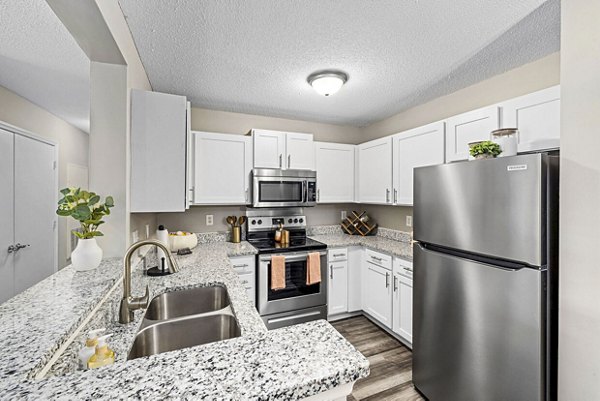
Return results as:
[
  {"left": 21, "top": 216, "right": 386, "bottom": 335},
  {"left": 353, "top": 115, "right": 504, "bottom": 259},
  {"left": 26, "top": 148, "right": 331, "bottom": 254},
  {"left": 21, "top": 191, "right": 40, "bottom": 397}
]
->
[{"left": 71, "top": 238, "right": 103, "bottom": 272}]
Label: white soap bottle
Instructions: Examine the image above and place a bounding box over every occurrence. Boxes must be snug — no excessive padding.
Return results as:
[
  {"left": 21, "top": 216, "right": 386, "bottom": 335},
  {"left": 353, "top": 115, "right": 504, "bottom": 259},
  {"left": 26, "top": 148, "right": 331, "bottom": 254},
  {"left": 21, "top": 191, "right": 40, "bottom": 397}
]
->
[
  {"left": 78, "top": 328, "right": 105, "bottom": 370},
  {"left": 156, "top": 225, "right": 170, "bottom": 262}
]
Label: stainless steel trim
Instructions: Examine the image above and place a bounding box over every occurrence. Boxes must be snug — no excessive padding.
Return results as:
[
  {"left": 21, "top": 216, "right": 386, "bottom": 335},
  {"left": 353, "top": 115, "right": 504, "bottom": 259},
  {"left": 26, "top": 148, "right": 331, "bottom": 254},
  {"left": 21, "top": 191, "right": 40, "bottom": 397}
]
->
[
  {"left": 262, "top": 305, "right": 328, "bottom": 330},
  {"left": 268, "top": 310, "right": 321, "bottom": 324},
  {"left": 252, "top": 168, "right": 316, "bottom": 178},
  {"left": 258, "top": 250, "right": 326, "bottom": 262}
]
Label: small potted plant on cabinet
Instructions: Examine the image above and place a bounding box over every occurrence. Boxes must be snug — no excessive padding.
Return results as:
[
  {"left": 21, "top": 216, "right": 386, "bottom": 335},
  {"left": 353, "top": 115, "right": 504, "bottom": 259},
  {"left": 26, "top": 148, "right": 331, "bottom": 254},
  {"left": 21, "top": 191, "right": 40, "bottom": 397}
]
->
[
  {"left": 469, "top": 140, "right": 502, "bottom": 160},
  {"left": 56, "top": 188, "right": 114, "bottom": 271}
]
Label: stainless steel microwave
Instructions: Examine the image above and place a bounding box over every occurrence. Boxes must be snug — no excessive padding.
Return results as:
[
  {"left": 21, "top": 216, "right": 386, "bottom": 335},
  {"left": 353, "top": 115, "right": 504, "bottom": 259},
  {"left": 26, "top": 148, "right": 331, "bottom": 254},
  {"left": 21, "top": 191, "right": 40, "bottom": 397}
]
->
[{"left": 251, "top": 169, "right": 317, "bottom": 208}]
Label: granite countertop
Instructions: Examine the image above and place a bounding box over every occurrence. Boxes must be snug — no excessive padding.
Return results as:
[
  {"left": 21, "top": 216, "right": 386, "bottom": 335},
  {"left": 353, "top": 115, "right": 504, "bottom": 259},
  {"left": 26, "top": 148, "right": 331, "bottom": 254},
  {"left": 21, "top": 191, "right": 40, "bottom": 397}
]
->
[
  {"left": 308, "top": 232, "right": 413, "bottom": 262},
  {"left": 0, "top": 240, "right": 369, "bottom": 400}
]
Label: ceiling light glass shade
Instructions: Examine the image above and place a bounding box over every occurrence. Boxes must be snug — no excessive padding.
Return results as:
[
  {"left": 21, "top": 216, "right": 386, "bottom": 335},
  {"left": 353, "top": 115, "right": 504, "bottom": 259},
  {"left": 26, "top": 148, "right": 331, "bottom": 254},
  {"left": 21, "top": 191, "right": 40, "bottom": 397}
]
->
[{"left": 307, "top": 71, "right": 348, "bottom": 96}]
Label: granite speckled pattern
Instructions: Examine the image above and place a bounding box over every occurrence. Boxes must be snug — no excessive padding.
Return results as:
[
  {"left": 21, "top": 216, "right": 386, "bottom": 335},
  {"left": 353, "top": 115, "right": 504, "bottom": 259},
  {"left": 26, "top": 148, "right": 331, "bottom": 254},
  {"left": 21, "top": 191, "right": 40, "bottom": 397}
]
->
[
  {"left": 1, "top": 240, "right": 369, "bottom": 400},
  {"left": 306, "top": 225, "right": 344, "bottom": 236},
  {"left": 309, "top": 233, "right": 413, "bottom": 261}
]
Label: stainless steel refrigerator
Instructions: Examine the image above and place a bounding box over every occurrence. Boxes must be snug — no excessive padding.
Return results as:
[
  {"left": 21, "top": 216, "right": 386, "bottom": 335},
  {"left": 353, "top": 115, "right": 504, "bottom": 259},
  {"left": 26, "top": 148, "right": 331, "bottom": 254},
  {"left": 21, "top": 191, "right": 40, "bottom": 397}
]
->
[{"left": 412, "top": 153, "right": 559, "bottom": 401}]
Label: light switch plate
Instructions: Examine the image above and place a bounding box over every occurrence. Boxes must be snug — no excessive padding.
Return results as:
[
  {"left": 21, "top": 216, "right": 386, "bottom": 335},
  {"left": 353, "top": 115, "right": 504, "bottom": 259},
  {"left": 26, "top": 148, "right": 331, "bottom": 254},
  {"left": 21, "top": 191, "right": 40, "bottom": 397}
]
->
[
  {"left": 206, "top": 214, "right": 214, "bottom": 226},
  {"left": 406, "top": 215, "right": 412, "bottom": 227},
  {"left": 341, "top": 211, "right": 347, "bottom": 220}
]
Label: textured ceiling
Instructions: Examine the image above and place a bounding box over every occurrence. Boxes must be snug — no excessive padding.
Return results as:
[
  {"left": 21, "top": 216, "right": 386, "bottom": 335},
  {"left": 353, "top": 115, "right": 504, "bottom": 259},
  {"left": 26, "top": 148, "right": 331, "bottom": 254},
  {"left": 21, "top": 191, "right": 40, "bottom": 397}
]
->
[
  {"left": 119, "top": 0, "right": 559, "bottom": 127},
  {"left": 0, "top": 1, "right": 90, "bottom": 132}
]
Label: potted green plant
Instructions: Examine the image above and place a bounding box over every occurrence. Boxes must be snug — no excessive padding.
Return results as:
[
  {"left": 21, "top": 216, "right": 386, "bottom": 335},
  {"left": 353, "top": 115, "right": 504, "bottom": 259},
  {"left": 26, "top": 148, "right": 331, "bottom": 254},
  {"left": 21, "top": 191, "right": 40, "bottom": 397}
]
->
[
  {"left": 469, "top": 140, "right": 502, "bottom": 160},
  {"left": 56, "top": 188, "right": 114, "bottom": 271}
]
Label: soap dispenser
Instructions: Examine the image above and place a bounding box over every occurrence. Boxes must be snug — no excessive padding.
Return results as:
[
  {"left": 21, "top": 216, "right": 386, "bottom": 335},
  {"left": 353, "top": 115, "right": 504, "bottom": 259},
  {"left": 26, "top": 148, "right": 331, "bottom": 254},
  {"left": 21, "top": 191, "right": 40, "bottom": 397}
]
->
[
  {"left": 156, "top": 225, "right": 170, "bottom": 261},
  {"left": 78, "top": 328, "right": 105, "bottom": 370},
  {"left": 87, "top": 334, "right": 115, "bottom": 370}
]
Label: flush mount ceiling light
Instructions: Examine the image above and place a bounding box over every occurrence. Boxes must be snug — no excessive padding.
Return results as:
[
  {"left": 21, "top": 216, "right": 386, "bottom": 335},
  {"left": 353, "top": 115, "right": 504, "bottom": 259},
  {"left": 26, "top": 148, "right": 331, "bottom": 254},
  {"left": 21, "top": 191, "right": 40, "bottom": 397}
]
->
[{"left": 307, "top": 70, "right": 348, "bottom": 96}]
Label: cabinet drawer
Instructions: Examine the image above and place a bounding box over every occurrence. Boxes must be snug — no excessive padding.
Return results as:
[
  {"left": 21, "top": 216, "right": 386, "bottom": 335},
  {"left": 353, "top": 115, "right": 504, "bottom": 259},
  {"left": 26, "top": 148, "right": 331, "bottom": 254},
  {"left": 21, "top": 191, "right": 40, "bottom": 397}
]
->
[
  {"left": 394, "top": 258, "right": 413, "bottom": 278},
  {"left": 230, "top": 256, "right": 255, "bottom": 274},
  {"left": 328, "top": 248, "right": 348, "bottom": 262},
  {"left": 365, "top": 249, "right": 392, "bottom": 270}
]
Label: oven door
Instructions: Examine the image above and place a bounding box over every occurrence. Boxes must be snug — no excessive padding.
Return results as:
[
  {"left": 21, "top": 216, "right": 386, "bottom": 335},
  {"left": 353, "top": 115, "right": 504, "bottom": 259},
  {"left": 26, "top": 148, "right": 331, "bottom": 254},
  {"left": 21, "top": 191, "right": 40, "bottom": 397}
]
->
[
  {"left": 257, "top": 250, "right": 328, "bottom": 316},
  {"left": 252, "top": 176, "right": 307, "bottom": 207}
]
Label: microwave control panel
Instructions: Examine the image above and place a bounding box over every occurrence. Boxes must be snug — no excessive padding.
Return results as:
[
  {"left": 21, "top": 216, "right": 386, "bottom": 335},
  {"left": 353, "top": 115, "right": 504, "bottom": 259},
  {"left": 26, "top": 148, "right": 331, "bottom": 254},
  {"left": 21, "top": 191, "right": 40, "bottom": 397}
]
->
[{"left": 307, "top": 182, "right": 317, "bottom": 202}]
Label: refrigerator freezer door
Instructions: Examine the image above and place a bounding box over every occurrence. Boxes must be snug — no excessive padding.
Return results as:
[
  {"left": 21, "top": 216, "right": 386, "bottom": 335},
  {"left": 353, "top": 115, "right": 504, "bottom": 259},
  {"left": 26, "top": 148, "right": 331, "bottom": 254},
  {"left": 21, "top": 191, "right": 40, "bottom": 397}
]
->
[
  {"left": 413, "top": 244, "right": 546, "bottom": 401},
  {"left": 414, "top": 153, "right": 549, "bottom": 267}
]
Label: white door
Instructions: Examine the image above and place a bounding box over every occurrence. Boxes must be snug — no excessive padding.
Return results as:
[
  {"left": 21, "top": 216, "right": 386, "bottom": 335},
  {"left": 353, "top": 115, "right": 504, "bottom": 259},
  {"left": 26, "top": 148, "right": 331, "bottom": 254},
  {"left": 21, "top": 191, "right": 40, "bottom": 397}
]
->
[
  {"left": 13, "top": 134, "right": 56, "bottom": 296},
  {"left": 392, "top": 122, "right": 445, "bottom": 205},
  {"left": 0, "top": 129, "right": 14, "bottom": 304},
  {"left": 358, "top": 137, "right": 393, "bottom": 204},
  {"left": 501, "top": 85, "right": 560, "bottom": 152},
  {"left": 252, "top": 129, "right": 285, "bottom": 168},
  {"left": 315, "top": 142, "right": 355, "bottom": 203},
  {"left": 397, "top": 274, "right": 413, "bottom": 343},
  {"left": 445, "top": 106, "right": 500, "bottom": 162},
  {"left": 285, "top": 132, "right": 314, "bottom": 170},
  {"left": 193, "top": 132, "right": 251, "bottom": 204},
  {"left": 328, "top": 260, "right": 348, "bottom": 316},
  {"left": 347, "top": 246, "right": 363, "bottom": 312},
  {"left": 363, "top": 262, "right": 392, "bottom": 328}
]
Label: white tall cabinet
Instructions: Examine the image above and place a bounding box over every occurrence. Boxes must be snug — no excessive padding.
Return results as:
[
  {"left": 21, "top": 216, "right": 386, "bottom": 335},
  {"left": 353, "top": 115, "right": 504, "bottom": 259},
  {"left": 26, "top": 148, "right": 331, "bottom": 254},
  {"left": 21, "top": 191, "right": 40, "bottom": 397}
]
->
[
  {"left": 357, "top": 137, "right": 393, "bottom": 204},
  {"left": 445, "top": 105, "right": 500, "bottom": 162},
  {"left": 392, "top": 122, "right": 445, "bottom": 205},
  {"left": 0, "top": 127, "right": 57, "bottom": 304},
  {"left": 315, "top": 142, "right": 355, "bottom": 203},
  {"left": 131, "top": 90, "right": 189, "bottom": 212},
  {"left": 192, "top": 132, "right": 252, "bottom": 204},
  {"left": 501, "top": 85, "right": 561, "bottom": 152},
  {"left": 392, "top": 257, "right": 413, "bottom": 346},
  {"left": 251, "top": 129, "right": 314, "bottom": 170}
]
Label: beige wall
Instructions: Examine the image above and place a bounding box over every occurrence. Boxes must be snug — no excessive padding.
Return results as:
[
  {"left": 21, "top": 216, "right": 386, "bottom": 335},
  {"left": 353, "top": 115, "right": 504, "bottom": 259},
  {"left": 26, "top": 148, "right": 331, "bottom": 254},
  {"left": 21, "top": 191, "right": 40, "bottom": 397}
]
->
[
  {"left": 0, "top": 84, "right": 89, "bottom": 268},
  {"left": 558, "top": 1, "right": 600, "bottom": 398},
  {"left": 191, "top": 108, "right": 363, "bottom": 144}
]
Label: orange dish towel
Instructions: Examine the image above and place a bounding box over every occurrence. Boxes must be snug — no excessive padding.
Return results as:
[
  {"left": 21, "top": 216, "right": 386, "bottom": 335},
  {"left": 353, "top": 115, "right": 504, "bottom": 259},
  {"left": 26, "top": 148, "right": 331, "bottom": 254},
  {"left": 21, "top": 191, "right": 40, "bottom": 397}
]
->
[
  {"left": 306, "top": 252, "right": 321, "bottom": 285},
  {"left": 271, "top": 255, "right": 286, "bottom": 290}
]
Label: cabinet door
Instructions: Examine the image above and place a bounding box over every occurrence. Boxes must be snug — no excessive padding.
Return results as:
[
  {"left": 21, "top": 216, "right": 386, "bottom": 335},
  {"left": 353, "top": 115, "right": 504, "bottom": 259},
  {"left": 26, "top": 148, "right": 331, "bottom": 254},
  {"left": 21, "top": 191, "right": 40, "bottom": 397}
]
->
[
  {"left": 315, "top": 142, "right": 355, "bottom": 203},
  {"left": 363, "top": 261, "right": 392, "bottom": 328},
  {"left": 358, "top": 137, "right": 393, "bottom": 204},
  {"left": 252, "top": 129, "right": 285, "bottom": 168},
  {"left": 501, "top": 85, "right": 560, "bottom": 152},
  {"left": 0, "top": 129, "right": 14, "bottom": 304},
  {"left": 328, "top": 260, "right": 348, "bottom": 316},
  {"left": 193, "top": 132, "right": 251, "bottom": 204},
  {"left": 393, "top": 122, "right": 445, "bottom": 205},
  {"left": 445, "top": 106, "right": 500, "bottom": 162},
  {"left": 397, "top": 274, "right": 413, "bottom": 343},
  {"left": 347, "top": 246, "right": 363, "bottom": 312},
  {"left": 286, "top": 132, "right": 314, "bottom": 170},
  {"left": 131, "top": 90, "right": 188, "bottom": 212}
]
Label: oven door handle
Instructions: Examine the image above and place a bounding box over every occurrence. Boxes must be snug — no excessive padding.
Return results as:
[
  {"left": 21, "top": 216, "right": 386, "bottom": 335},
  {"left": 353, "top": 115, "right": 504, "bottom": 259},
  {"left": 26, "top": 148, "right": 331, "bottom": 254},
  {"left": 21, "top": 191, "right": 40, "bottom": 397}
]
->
[{"left": 259, "top": 251, "right": 326, "bottom": 262}]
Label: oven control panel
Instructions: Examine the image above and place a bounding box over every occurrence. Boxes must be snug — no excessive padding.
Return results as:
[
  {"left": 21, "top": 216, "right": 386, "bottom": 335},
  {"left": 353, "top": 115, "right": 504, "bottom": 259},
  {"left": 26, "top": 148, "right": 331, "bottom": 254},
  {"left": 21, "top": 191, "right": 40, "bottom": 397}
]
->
[{"left": 248, "top": 215, "right": 307, "bottom": 230}]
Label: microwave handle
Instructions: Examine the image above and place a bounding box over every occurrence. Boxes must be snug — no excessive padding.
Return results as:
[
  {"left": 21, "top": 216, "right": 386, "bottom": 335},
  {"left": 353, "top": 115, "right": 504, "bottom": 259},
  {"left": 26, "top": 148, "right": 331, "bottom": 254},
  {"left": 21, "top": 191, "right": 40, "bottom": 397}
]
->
[{"left": 302, "top": 180, "right": 307, "bottom": 203}]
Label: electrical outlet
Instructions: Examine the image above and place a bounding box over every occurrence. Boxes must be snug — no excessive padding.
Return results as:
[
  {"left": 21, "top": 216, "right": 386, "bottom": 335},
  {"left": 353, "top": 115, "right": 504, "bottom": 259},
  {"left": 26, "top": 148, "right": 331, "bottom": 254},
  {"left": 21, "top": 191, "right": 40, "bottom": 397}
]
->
[
  {"left": 145, "top": 224, "right": 150, "bottom": 239},
  {"left": 206, "top": 214, "right": 214, "bottom": 226},
  {"left": 341, "top": 210, "right": 347, "bottom": 220},
  {"left": 406, "top": 215, "right": 412, "bottom": 227}
]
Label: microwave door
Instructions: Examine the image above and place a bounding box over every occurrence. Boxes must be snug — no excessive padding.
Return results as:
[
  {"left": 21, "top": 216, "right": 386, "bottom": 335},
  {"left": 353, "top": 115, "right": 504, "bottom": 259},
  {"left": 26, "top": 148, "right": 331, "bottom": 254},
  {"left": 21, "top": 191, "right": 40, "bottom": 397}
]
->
[{"left": 253, "top": 177, "right": 305, "bottom": 207}]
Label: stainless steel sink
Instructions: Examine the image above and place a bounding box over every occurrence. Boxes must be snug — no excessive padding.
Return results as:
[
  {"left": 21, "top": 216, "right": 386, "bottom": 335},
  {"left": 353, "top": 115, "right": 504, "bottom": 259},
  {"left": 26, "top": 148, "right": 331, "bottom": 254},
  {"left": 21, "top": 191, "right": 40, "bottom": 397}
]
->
[
  {"left": 128, "top": 313, "right": 241, "bottom": 360},
  {"left": 144, "top": 285, "right": 231, "bottom": 321}
]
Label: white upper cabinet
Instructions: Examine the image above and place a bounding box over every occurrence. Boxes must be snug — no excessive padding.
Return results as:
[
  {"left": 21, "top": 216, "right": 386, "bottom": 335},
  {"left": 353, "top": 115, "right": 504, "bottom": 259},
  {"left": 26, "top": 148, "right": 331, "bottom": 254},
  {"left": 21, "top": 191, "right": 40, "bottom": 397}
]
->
[
  {"left": 131, "top": 90, "right": 188, "bottom": 212},
  {"left": 251, "top": 129, "right": 314, "bottom": 170},
  {"left": 192, "top": 132, "right": 252, "bottom": 205},
  {"left": 357, "top": 136, "right": 393, "bottom": 204},
  {"left": 500, "top": 85, "right": 560, "bottom": 152},
  {"left": 445, "top": 105, "right": 500, "bottom": 162},
  {"left": 392, "top": 122, "right": 445, "bottom": 205},
  {"left": 315, "top": 142, "right": 355, "bottom": 203}
]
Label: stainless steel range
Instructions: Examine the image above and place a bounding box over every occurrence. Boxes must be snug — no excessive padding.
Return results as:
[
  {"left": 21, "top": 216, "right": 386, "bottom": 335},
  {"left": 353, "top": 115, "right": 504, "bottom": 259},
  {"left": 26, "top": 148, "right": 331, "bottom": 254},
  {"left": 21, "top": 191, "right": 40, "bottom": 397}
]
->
[{"left": 246, "top": 208, "right": 328, "bottom": 330}]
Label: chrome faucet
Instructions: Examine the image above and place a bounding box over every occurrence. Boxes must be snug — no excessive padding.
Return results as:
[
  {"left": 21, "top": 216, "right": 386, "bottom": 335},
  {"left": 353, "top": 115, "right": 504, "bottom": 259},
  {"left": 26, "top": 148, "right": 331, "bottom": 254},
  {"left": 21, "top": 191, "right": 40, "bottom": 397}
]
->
[{"left": 119, "top": 239, "right": 180, "bottom": 324}]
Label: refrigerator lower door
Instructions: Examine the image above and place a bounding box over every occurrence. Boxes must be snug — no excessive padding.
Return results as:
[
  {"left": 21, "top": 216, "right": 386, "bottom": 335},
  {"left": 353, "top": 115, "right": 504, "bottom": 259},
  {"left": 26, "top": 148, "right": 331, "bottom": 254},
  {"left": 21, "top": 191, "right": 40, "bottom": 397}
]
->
[{"left": 413, "top": 244, "right": 546, "bottom": 401}]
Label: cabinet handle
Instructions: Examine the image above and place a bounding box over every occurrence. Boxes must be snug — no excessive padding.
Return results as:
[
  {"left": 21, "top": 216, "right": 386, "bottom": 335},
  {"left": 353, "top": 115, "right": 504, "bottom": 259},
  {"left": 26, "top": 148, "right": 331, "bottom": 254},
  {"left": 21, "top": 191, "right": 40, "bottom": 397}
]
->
[
  {"left": 333, "top": 253, "right": 345, "bottom": 257},
  {"left": 241, "top": 280, "right": 248, "bottom": 285},
  {"left": 288, "top": 154, "right": 291, "bottom": 168},
  {"left": 386, "top": 189, "right": 390, "bottom": 203},
  {"left": 394, "top": 189, "right": 398, "bottom": 204},
  {"left": 403, "top": 267, "right": 413, "bottom": 273},
  {"left": 394, "top": 276, "right": 398, "bottom": 292},
  {"left": 279, "top": 154, "right": 282, "bottom": 168},
  {"left": 330, "top": 265, "right": 333, "bottom": 280},
  {"left": 385, "top": 272, "right": 390, "bottom": 288},
  {"left": 371, "top": 255, "right": 383, "bottom": 262},
  {"left": 245, "top": 189, "right": 248, "bottom": 202},
  {"left": 233, "top": 264, "right": 248, "bottom": 268},
  {"left": 317, "top": 189, "right": 320, "bottom": 202}
]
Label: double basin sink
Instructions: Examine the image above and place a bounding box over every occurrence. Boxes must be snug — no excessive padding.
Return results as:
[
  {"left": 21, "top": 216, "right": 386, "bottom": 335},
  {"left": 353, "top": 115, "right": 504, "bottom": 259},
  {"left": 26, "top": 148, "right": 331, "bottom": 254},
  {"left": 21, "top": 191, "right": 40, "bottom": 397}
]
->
[{"left": 128, "top": 285, "right": 241, "bottom": 360}]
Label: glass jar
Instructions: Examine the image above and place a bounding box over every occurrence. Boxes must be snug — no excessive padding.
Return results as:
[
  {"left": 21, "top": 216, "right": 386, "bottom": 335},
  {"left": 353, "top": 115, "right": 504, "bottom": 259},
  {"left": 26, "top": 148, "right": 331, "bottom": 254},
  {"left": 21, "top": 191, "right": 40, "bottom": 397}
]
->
[{"left": 491, "top": 128, "right": 518, "bottom": 157}]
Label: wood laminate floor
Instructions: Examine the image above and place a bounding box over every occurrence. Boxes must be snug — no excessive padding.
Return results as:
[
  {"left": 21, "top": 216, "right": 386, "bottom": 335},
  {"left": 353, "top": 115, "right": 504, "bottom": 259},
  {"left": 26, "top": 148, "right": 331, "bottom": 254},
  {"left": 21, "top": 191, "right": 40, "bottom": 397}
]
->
[{"left": 332, "top": 316, "right": 425, "bottom": 401}]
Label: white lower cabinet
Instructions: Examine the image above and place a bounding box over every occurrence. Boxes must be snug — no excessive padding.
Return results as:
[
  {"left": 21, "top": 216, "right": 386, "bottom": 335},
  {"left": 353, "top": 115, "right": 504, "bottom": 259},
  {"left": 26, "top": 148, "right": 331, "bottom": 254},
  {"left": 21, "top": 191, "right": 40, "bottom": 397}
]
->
[
  {"left": 393, "top": 257, "right": 413, "bottom": 346},
  {"left": 229, "top": 255, "right": 256, "bottom": 306},
  {"left": 347, "top": 247, "right": 363, "bottom": 312},
  {"left": 362, "top": 250, "right": 393, "bottom": 328},
  {"left": 328, "top": 259, "right": 348, "bottom": 316}
]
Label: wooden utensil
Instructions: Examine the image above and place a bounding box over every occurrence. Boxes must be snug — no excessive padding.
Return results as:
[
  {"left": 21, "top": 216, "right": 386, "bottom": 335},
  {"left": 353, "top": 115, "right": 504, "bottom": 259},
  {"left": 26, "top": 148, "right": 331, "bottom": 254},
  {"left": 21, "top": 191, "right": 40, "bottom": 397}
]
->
[
  {"left": 238, "top": 216, "right": 247, "bottom": 227},
  {"left": 226, "top": 216, "right": 236, "bottom": 228}
]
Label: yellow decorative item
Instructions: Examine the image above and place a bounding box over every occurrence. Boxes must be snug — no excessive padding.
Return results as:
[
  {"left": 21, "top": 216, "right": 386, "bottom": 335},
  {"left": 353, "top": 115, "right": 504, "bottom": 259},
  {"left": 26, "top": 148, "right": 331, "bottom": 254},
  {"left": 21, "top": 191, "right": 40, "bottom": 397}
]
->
[
  {"left": 168, "top": 231, "right": 198, "bottom": 252},
  {"left": 87, "top": 334, "right": 115, "bottom": 370}
]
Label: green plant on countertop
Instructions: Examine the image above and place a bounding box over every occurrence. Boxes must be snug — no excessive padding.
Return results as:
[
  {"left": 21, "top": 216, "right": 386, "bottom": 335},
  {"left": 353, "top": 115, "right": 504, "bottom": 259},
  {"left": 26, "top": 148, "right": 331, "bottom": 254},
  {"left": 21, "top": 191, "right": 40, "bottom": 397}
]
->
[
  {"left": 56, "top": 188, "right": 114, "bottom": 239},
  {"left": 469, "top": 140, "right": 502, "bottom": 158}
]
